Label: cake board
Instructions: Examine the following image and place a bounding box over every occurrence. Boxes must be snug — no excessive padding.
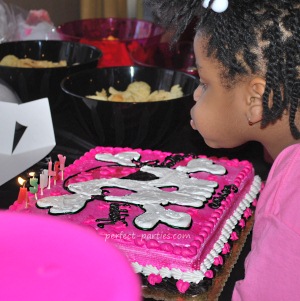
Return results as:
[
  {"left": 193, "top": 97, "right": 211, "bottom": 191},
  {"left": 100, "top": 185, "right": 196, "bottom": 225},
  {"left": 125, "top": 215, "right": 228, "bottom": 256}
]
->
[{"left": 142, "top": 214, "right": 254, "bottom": 301}]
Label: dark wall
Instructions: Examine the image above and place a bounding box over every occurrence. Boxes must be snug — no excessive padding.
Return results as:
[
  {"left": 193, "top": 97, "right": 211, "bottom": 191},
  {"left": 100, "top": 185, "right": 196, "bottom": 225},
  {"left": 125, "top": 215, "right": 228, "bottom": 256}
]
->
[{"left": 8, "top": 0, "right": 80, "bottom": 26}]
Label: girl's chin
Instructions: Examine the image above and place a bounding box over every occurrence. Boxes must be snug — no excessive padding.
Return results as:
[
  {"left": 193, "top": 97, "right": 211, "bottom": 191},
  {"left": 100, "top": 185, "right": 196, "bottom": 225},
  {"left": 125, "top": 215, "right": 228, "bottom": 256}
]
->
[
  {"left": 203, "top": 141, "right": 221, "bottom": 149},
  {"left": 201, "top": 136, "right": 223, "bottom": 149},
  {"left": 189, "top": 120, "right": 237, "bottom": 149},
  {"left": 203, "top": 138, "right": 244, "bottom": 149}
]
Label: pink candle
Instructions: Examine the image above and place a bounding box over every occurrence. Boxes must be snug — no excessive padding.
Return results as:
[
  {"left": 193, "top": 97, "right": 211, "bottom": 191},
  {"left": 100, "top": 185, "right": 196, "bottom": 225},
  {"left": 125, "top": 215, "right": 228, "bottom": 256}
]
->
[
  {"left": 47, "top": 160, "right": 56, "bottom": 189},
  {"left": 54, "top": 161, "right": 60, "bottom": 185},
  {"left": 58, "top": 154, "right": 66, "bottom": 180}
]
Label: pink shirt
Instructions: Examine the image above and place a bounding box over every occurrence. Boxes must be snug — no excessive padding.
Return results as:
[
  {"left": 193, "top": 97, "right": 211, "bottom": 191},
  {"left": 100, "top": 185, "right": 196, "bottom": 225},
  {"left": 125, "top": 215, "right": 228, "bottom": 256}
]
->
[{"left": 233, "top": 143, "right": 300, "bottom": 300}]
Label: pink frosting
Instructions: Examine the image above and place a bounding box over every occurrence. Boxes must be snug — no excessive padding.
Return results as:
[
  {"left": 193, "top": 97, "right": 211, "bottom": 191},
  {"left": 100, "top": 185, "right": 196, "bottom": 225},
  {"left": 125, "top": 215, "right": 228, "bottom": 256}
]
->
[
  {"left": 148, "top": 274, "right": 162, "bottom": 285},
  {"left": 239, "top": 218, "right": 246, "bottom": 228},
  {"left": 222, "top": 243, "right": 231, "bottom": 255},
  {"left": 176, "top": 280, "right": 190, "bottom": 293},
  {"left": 243, "top": 207, "right": 252, "bottom": 219},
  {"left": 230, "top": 231, "right": 239, "bottom": 241},
  {"left": 213, "top": 255, "right": 224, "bottom": 266},
  {"left": 205, "top": 270, "right": 214, "bottom": 278},
  {"left": 146, "top": 239, "right": 161, "bottom": 249}
]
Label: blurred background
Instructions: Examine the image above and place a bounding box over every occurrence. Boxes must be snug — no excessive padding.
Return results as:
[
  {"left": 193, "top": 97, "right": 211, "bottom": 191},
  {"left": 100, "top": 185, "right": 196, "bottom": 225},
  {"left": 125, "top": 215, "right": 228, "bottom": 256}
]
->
[{"left": 9, "top": 0, "right": 150, "bottom": 25}]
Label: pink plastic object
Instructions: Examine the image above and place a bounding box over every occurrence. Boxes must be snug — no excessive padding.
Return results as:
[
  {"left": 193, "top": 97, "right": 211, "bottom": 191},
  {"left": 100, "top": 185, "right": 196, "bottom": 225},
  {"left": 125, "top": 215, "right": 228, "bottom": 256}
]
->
[
  {"left": 57, "top": 17, "right": 164, "bottom": 46},
  {"left": 131, "top": 41, "right": 197, "bottom": 76},
  {"left": 0, "top": 210, "right": 141, "bottom": 301}
]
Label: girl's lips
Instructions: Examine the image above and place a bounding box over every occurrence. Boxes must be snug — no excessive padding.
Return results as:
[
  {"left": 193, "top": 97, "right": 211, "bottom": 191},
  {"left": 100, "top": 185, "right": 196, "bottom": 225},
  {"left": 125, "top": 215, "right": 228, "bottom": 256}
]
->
[{"left": 190, "top": 119, "right": 196, "bottom": 130}]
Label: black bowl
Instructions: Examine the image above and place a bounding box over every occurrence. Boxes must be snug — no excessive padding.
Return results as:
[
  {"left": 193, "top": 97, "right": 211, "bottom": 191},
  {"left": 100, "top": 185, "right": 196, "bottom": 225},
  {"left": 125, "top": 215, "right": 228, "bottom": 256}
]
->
[
  {"left": 61, "top": 66, "right": 198, "bottom": 149},
  {"left": 0, "top": 40, "right": 102, "bottom": 113}
]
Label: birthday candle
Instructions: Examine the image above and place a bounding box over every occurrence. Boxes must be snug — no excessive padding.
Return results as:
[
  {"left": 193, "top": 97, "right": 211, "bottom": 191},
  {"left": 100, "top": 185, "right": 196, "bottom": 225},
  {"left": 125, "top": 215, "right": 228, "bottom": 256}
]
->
[
  {"left": 54, "top": 161, "right": 60, "bottom": 185},
  {"left": 39, "top": 169, "right": 48, "bottom": 195},
  {"left": 29, "top": 172, "right": 38, "bottom": 200},
  {"left": 17, "top": 177, "right": 28, "bottom": 204},
  {"left": 47, "top": 159, "right": 56, "bottom": 189},
  {"left": 58, "top": 154, "right": 66, "bottom": 180}
]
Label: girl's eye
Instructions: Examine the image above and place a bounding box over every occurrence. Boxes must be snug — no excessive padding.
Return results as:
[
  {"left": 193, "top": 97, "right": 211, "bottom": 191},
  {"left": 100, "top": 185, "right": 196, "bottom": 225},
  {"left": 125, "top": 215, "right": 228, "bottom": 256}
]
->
[{"left": 199, "top": 80, "right": 208, "bottom": 91}]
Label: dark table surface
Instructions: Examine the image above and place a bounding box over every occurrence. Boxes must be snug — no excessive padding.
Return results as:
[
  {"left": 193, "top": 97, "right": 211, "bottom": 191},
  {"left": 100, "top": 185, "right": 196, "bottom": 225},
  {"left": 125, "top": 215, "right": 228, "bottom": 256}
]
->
[{"left": 0, "top": 103, "right": 271, "bottom": 301}]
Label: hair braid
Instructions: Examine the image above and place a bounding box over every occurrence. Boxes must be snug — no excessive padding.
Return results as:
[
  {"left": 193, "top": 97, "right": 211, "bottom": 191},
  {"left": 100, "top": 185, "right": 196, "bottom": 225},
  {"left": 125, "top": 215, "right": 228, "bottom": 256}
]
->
[
  {"left": 261, "top": 6, "right": 287, "bottom": 125},
  {"left": 283, "top": 2, "right": 300, "bottom": 138},
  {"left": 289, "top": 83, "right": 300, "bottom": 138}
]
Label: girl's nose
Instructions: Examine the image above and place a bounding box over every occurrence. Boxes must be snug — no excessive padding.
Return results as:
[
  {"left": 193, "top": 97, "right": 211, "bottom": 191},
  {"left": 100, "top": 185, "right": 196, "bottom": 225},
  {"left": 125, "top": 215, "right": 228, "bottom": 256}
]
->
[{"left": 193, "top": 85, "right": 202, "bottom": 102}]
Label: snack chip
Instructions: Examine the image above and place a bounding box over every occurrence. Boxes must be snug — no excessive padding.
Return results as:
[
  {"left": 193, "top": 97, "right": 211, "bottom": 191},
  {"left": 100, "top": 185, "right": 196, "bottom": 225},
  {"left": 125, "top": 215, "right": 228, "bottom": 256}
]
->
[
  {"left": 0, "top": 54, "right": 67, "bottom": 68},
  {"left": 86, "top": 89, "right": 108, "bottom": 101},
  {"left": 86, "top": 81, "right": 183, "bottom": 102}
]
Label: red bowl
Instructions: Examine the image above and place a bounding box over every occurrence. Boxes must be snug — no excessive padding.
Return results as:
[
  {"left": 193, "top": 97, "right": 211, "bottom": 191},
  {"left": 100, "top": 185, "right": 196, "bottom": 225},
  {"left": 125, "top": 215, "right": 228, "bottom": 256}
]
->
[
  {"left": 57, "top": 18, "right": 165, "bottom": 67},
  {"left": 131, "top": 41, "right": 197, "bottom": 76},
  {"left": 57, "top": 17, "right": 164, "bottom": 44}
]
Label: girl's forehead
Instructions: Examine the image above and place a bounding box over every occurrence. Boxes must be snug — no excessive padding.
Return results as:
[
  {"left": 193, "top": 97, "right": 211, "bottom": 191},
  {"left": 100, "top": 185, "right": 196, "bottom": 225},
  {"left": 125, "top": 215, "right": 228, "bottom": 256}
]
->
[
  {"left": 194, "top": 33, "right": 249, "bottom": 88},
  {"left": 193, "top": 35, "right": 207, "bottom": 60},
  {"left": 194, "top": 35, "right": 218, "bottom": 69}
]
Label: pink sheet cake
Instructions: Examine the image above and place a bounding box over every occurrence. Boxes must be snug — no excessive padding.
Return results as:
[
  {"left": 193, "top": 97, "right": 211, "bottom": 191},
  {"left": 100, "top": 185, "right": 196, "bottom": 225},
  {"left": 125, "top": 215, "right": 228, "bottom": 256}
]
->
[{"left": 9, "top": 146, "right": 262, "bottom": 295}]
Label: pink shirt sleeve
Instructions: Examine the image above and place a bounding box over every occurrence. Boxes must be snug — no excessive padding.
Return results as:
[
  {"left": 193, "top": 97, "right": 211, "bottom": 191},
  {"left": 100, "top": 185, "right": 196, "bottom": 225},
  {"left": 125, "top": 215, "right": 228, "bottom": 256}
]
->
[{"left": 232, "top": 144, "right": 300, "bottom": 301}]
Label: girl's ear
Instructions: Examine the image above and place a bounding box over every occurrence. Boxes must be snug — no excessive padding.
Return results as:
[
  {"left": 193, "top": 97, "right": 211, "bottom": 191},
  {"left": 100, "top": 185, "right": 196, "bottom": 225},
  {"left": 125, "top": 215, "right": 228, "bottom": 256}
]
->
[{"left": 246, "top": 77, "right": 265, "bottom": 125}]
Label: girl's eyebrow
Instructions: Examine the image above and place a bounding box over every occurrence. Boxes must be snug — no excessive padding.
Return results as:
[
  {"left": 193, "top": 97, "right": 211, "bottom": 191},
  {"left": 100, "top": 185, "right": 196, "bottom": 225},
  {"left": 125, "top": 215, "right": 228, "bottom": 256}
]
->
[{"left": 196, "top": 62, "right": 202, "bottom": 69}]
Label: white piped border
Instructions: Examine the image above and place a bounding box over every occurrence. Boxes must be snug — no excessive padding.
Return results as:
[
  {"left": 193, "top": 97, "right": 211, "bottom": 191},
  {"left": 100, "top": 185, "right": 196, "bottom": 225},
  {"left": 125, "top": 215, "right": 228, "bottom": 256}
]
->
[{"left": 132, "top": 175, "right": 262, "bottom": 284}]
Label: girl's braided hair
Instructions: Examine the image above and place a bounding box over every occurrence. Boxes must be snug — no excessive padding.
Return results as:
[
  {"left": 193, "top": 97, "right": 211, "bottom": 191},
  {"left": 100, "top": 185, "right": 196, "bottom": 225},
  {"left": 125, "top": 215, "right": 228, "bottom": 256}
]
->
[{"left": 145, "top": 0, "right": 300, "bottom": 138}]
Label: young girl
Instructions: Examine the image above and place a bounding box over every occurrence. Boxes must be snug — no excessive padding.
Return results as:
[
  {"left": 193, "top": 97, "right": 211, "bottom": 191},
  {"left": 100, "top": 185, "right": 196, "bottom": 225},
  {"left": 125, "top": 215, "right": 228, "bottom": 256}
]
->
[{"left": 146, "top": 0, "right": 300, "bottom": 300}]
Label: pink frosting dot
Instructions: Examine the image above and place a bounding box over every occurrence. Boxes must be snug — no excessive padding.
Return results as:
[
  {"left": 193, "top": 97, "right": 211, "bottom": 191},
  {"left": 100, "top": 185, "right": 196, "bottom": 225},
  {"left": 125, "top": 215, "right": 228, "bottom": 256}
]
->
[
  {"left": 146, "top": 239, "right": 160, "bottom": 249},
  {"left": 202, "top": 225, "right": 212, "bottom": 233},
  {"left": 190, "top": 240, "right": 201, "bottom": 249},
  {"left": 209, "top": 219, "right": 218, "bottom": 227},
  {"left": 181, "top": 246, "right": 197, "bottom": 257},
  {"left": 213, "top": 255, "right": 224, "bottom": 266},
  {"left": 243, "top": 208, "right": 252, "bottom": 219},
  {"left": 215, "top": 208, "right": 223, "bottom": 216},
  {"left": 230, "top": 231, "right": 239, "bottom": 241},
  {"left": 89, "top": 149, "right": 97, "bottom": 155},
  {"left": 160, "top": 243, "right": 174, "bottom": 253},
  {"left": 222, "top": 242, "right": 231, "bottom": 254},
  {"left": 173, "top": 246, "right": 182, "bottom": 255},
  {"left": 200, "top": 229, "right": 209, "bottom": 239},
  {"left": 239, "top": 218, "right": 246, "bottom": 228},
  {"left": 195, "top": 235, "right": 204, "bottom": 243},
  {"left": 176, "top": 279, "right": 190, "bottom": 293},
  {"left": 134, "top": 238, "right": 145, "bottom": 247},
  {"left": 205, "top": 270, "right": 214, "bottom": 278},
  {"left": 114, "top": 221, "right": 128, "bottom": 231},
  {"left": 221, "top": 200, "right": 229, "bottom": 206},
  {"left": 148, "top": 274, "right": 163, "bottom": 285}
]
